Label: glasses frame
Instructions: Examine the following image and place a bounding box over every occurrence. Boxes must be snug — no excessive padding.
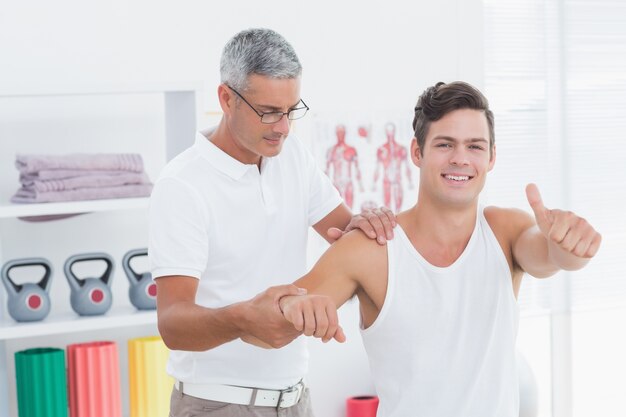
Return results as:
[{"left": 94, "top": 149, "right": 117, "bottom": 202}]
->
[{"left": 226, "top": 85, "right": 309, "bottom": 124}]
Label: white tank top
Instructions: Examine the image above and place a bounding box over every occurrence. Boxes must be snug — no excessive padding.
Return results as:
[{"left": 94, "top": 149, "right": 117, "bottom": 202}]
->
[{"left": 361, "top": 207, "right": 519, "bottom": 417}]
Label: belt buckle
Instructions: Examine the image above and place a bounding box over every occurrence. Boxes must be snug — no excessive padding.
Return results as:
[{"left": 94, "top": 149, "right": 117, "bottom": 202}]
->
[{"left": 277, "top": 381, "right": 304, "bottom": 409}]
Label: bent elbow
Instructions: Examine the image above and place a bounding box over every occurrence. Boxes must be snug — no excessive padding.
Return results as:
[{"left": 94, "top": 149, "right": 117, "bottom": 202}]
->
[{"left": 157, "top": 319, "right": 183, "bottom": 350}]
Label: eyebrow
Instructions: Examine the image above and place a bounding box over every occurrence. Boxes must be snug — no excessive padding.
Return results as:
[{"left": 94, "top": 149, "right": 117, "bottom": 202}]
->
[{"left": 432, "top": 135, "right": 489, "bottom": 144}]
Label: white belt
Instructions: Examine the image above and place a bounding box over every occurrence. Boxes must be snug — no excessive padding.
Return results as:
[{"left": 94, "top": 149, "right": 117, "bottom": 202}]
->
[{"left": 174, "top": 380, "right": 304, "bottom": 408}]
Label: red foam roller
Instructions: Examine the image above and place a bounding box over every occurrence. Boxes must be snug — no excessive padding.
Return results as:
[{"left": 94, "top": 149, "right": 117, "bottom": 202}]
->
[
  {"left": 67, "top": 341, "right": 122, "bottom": 417},
  {"left": 346, "top": 395, "right": 379, "bottom": 417}
]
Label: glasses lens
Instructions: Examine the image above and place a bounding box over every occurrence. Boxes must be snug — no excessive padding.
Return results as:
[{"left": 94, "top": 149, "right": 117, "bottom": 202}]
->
[
  {"left": 288, "top": 107, "right": 308, "bottom": 120},
  {"left": 261, "top": 112, "right": 283, "bottom": 124}
]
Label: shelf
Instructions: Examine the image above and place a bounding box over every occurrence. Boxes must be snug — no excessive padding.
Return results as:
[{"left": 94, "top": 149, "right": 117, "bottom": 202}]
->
[
  {"left": 0, "top": 307, "right": 156, "bottom": 341},
  {"left": 0, "top": 197, "right": 150, "bottom": 219},
  {"left": 0, "top": 85, "right": 196, "bottom": 417}
]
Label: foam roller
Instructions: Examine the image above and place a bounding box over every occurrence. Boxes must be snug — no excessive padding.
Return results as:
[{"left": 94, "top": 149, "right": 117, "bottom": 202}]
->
[
  {"left": 67, "top": 341, "right": 122, "bottom": 417},
  {"left": 14, "top": 347, "right": 68, "bottom": 417},
  {"left": 128, "top": 336, "right": 173, "bottom": 417}
]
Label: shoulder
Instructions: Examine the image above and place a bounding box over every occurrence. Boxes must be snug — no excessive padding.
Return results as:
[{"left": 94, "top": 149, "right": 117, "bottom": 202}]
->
[
  {"left": 157, "top": 147, "right": 208, "bottom": 187},
  {"left": 333, "top": 229, "right": 386, "bottom": 251},
  {"left": 484, "top": 206, "right": 535, "bottom": 242},
  {"left": 323, "top": 229, "right": 388, "bottom": 275},
  {"left": 153, "top": 154, "right": 206, "bottom": 200},
  {"left": 151, "top": 164, "right": 208, "bottom": 220}
]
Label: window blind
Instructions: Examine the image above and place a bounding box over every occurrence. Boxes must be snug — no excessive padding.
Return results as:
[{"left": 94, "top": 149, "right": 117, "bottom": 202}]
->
[{"left": 483, "top": 0, "right": 626, "bottom": 313}]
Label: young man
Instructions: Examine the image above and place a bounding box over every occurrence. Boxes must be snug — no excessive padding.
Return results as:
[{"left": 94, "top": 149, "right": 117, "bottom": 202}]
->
[
  {"left": 148, "top": 28, "right": 394, "bottom": 417},
  {"left": 275, "top": 81, "right": 601, "bottom": 417}
]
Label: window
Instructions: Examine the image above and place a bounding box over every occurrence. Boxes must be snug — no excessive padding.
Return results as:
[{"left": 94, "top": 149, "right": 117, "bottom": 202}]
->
[{"left": 484, "top": 0, "right": 626, "bottom": 415}]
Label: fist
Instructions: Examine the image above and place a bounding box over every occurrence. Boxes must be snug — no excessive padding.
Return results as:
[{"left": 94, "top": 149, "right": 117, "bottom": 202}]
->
[
  {"left": 280, "top": 295, "right": 346, "bottom": 344},
  {"left": 526, "top": 183, "right": 601, "bottom": 258}
]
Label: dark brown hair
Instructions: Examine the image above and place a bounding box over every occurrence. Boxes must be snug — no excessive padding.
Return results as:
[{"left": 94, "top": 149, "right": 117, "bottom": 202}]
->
[{"left": 412, "top": 81, "right": 495, "bottom": 156}]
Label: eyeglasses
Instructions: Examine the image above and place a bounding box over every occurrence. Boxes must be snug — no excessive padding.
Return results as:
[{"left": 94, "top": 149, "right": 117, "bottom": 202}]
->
[{"left": 227, "top": 85, "right": 309, "bottom": 124}]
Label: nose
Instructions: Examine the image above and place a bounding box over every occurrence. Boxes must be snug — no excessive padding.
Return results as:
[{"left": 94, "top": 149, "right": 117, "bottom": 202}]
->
[
  {"left": 449, "top": 147, "right": 470, "bottom": 166},
  {"left": 272, "top": 114, "right": 291, "bottom": 136}
]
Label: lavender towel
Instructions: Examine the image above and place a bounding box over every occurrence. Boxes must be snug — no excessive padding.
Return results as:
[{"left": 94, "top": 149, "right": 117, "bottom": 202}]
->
[
  {"left": 11, "top": 184, "right": 153, "bottom": 204},
  {"left": 16, "top": 154, "right": 144, "bottom": 175},
  {"left": 20, "top": 169, "right": 139, "bottom": 181},
  {"left": 22, "top": 172, "right": 150, "bottom": 192}
]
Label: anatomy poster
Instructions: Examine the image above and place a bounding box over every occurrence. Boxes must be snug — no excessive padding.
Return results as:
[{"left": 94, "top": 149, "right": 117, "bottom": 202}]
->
[{"left": 312, "top": 116, "right": 417, "bottom": 214}]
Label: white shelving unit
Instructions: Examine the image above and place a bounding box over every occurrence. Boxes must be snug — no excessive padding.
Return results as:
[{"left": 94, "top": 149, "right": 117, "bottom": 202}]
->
[
  {"left": 0, "top": 307, "right": 156, "bottom": 341},
  {"left": 0, "top": 85, "right": 199, "bottom": 417},
  {"left": 0, "top": 197, "right": 149, "bottom": 219}
]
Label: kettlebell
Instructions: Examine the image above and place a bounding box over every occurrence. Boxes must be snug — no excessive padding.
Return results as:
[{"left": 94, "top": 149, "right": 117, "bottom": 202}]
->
[
  {"left": 64, "top": 252, "right": 114, "bottom": 316},
  {"left": 122, "top": 248, "right": 156, "bottom": 310},
  {"left": 1, "top": 258, "right": 52, "bottom": 322}
]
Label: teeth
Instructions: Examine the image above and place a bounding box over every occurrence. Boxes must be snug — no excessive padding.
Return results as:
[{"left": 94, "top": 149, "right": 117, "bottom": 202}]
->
[{"left": 445, "top": 175, "right": 469, "bottom": 181}]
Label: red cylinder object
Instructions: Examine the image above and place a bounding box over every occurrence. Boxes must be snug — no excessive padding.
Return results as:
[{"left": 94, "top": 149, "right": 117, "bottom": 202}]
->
[
  {"left": 67, "top": 341, "right": 122, "bottom": 417},
  {"left": 346, "top": 395, "right": 379, "bottom": 417}
]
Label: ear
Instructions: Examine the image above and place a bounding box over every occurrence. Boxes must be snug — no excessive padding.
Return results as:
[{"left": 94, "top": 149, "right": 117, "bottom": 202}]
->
[
  {"left": 410, "top": 137, "right": 422, "bottom": 167},
  {"left": 217, "top": 84, "right": 234, "bottom": 115},
  {"left": 488, "top": 144, "right": 496, "bottom": 172}
]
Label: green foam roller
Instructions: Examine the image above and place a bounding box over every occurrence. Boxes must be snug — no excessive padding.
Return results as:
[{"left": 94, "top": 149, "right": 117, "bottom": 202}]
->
[{"left": 15, "top": 347, "right": 69, "bottom": 417}]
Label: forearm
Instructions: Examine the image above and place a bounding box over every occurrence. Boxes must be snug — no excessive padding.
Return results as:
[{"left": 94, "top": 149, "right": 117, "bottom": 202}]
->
[{"left": 158, "top": 301, "right": 245, "bottom": 351}]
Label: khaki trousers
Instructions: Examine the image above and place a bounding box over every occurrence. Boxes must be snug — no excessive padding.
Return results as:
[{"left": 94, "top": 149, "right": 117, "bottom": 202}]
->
[{"left": 169, "top": 385, "right": 314, "bottom": 417}]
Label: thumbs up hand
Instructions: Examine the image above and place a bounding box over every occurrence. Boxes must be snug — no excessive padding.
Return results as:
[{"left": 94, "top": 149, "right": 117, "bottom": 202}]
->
[{"left": 526, "top": 183, "right": 601, "bottom": 259}]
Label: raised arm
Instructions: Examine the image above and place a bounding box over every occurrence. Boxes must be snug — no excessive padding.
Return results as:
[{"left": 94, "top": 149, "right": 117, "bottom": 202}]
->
[
  {"left": 279, "top": 230, "right": 387, "bottom": 343},
  {"left": 513, "top": 183, "right": 602, "bottom": 278},
  {"left": 156, "top": 276, "right": 306, "bottom": 351}
]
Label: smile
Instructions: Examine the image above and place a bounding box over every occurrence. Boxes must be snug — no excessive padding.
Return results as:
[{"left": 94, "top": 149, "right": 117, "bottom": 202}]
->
[{"left": 442, "top": 174, "right": 473, "bottom": 182}]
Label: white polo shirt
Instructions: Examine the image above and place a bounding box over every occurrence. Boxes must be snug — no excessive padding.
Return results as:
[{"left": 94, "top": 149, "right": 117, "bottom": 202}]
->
[{"left": 148, "top": 131, "right": 342, "bottom": 389}]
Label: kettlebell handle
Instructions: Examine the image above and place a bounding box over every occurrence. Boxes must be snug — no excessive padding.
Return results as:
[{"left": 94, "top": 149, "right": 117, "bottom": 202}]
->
[
  {"left": 1, "top": 258, "right": 53, "bottom": 295},
  {"left": 63, "top": 252, "right": 114, "bottom": 289},
  {"left": 122, "top": 248, "right": 148, "bottom": 284}
]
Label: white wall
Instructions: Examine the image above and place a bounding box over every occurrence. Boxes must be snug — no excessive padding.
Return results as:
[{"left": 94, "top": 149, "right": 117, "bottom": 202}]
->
[
  {"left": 0, "top": 0, "right": 484, "bottom": 108},
  {"left": 0, "top": 1, "right": 485, "bottom": 417}
]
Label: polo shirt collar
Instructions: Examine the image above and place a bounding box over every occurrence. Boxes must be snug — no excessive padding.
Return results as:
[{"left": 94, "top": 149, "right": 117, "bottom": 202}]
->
[{"left": 194, "top": 132, "right": 265, "bottom": 180}]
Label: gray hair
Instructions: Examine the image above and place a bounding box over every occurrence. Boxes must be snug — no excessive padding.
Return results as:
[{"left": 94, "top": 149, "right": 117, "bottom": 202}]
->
[{"left": 220, "top": 28, "right": 302, "bottom": 91}]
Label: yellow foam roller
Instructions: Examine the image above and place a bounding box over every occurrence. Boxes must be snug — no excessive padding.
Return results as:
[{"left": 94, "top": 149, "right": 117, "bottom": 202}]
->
[{"left": 128, "top": 336, "right": 173, "bottom": 417}]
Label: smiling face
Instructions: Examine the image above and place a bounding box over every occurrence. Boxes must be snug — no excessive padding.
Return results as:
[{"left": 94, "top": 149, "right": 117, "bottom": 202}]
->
[
  {"left": 218, "top": 74, "right": 302, "bottom": 165},
  {"left": 412, "top": 108, "right": 496, "bottom": 208}
]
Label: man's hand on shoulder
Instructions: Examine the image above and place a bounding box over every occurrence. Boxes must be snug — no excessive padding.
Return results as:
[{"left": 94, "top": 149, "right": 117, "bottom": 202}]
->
[{"left": 327, "top": 206, "right": 396, "bottom": 245}]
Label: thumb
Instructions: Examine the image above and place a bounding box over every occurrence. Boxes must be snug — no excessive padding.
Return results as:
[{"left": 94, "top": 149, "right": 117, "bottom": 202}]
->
[
  {"left": 333, "top": 325, "right": 347, "bottom": 343},
  {"left": 276, "top": 284, "right": 307, "bottom": 300},
  {"left": 525, "top": 183, "right": 551, "bottom": 229},
  {"left": 326, "top": 227, "right": 344, "bottom": 241}
]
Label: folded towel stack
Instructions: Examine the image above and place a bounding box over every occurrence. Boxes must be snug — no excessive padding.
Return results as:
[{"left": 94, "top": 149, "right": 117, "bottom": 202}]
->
[{"left": 11, "top": 154, "right": 153, "bottom": 204}]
